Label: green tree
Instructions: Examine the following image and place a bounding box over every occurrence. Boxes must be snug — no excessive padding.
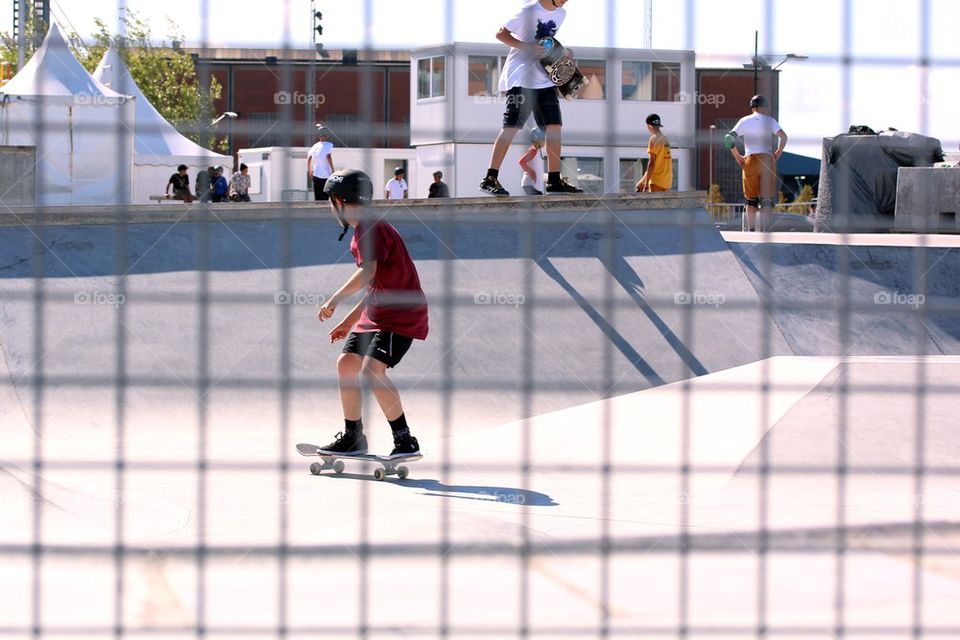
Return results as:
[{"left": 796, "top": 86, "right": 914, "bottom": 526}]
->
[
  {"left": 1, "top": 10, "right": 225, "bottom": 152},
  {"left": 0, "top": 3, "right": 47, "bottom": 68}
]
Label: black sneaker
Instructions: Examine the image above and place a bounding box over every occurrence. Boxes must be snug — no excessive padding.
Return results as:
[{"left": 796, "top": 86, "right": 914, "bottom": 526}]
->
[
  {"left": 479, "top": 176, "right": 510, "bottom": 197},
  {"left": 522, "top": 185, "right": 543, "bottom": 196},
  {"left": 388, "top": 430, "right": 421, "bottom": 459},
  {"left": 318, "top": 430, "right": 368, "bottom": 455},
  {"left": 545, "top": 177, "right": 584, "bottom": 194}
]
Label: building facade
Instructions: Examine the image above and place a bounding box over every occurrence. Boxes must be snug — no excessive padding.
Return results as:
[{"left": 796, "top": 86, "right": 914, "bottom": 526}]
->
[{"left": 410, "top": 43, "right": 697, "bottom": 197}]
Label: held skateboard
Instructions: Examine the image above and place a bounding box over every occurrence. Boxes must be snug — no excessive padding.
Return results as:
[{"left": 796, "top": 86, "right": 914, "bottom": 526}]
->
[
  {"left": 296, "top": 443, "right": 422, "bottom": 480},
  {"left": 537, "top": 36, "right": 589, "bottom": 100}
]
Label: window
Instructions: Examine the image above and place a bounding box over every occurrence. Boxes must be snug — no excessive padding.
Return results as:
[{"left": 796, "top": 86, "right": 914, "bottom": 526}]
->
[
  {"left": 577, "top": 60, "right": 606, "bottom": 100},
  {"left": 418, "top": 56, "right": 446, "bottom": 100},
  {"left": 622, "top": 61, "right": 683, "bottom": 102},
  {"left": 653, "top": 63, "right": 682, "bottom": 102},
  {"left": 622, "top": 61, "right": 651, "bottom": 101},
  {"left": 468, "top": 56, "right": 499, "bottom": 96},
  {"left": 247, "top": 113, "right": 282, "bottom": 148},
  {"left": 561, "top": 157, "right": 604, "bottom": 194},
  {"left": 619, "top": 158, "right": 644, "bottom": 193}
]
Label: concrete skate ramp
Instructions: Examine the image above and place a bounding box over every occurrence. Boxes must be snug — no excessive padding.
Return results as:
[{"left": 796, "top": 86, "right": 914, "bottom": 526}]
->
[
  {"left": 727, "top": 232, "right": 960, "bottom": 356},
  {"left": 736, "top": 357, "right": 960, "bottom": 474},
  {"left": 0, "top": 204, "right": 790, "bottom": 462}
]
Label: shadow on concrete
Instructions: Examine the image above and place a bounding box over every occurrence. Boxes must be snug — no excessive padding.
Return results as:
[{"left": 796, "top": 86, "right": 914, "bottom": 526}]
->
[{"left": 316, "top": 473, "right": 558, "bottom": 507}]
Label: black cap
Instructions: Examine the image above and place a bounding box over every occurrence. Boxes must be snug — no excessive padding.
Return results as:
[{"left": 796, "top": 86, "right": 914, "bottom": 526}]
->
[
  {"left": 749, "top": 95, "right": 770, "bottom": 109},
  {"left": 646, "top": 113, "right": 662, "bottom": 127},
  {"left": 394, "top": 167, "right": 405, "bottom": 175},
  {"left": 433, "top": 171, "right": 443, "bottom": 177},
  {"left": 323, "top": 169, "right": 374, "bottom": 203}
]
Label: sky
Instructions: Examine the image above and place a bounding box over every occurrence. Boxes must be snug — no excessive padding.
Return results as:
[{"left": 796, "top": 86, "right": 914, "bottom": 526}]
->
[{"left": 2, "top": 0, "right": 958, "bottom": 157}]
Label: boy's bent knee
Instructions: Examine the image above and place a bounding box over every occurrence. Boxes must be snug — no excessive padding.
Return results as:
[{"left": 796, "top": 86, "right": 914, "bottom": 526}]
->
[
  {"left": 360, "top": 358, "right": 389, "bottom": 380},
  {"left": 337, "top": 353, "right": 363, "bottom": 375}
]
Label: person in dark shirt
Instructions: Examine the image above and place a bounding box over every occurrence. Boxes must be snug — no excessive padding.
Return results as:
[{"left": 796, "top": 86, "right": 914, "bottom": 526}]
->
[
  {"left": 165, "top": 164, "right": 195, "bottom": 202},
  {"left": 427, "top": 171, "right": 450, "bottom": 198},
  {"left": 316, "top": 169, "right": 428, "bottom": 459},
  {"left": 196, "top": 166, "right": 214, "bottom": 202},
  {"left": 210, "top": 166, "right": 229, "bottom": 203}
]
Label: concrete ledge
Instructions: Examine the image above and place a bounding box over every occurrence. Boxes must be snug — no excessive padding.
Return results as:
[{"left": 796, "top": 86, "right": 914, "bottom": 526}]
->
[
  {"left": 722, "top": 230, "right": 960, "bottom": 248},
  {"left": 0, "top": 191, "right": 706, "bottom": 228},
  {"left": 894, "top": 167, "right": 960, "bottom": 232}
]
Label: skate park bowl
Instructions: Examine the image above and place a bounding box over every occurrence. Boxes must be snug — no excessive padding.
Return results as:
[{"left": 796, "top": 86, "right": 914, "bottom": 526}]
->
[{"left": 2, "top": 195, "right": 959, "bottom": 637}]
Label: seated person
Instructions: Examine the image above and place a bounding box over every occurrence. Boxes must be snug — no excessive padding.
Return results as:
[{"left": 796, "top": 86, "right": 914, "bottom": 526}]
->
[
  {"left": 166, "top": 164, "right": 195, "bottom": 202},
  {"left": 196, "top": 166, "right": 214, "bottom": 202},
  {"left": 210, "top": 166, "right": 229, "bottom": 203},
  {"left": 229, "top": 163, "right": 252, "bottom": 202}
]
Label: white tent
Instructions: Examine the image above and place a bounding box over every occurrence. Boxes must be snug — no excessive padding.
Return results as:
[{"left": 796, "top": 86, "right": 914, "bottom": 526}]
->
[
  {"left": 93, "top": 48, "right": 230, "bottom": 203},
  {"left": 0, "top": 23, "right": 134, "bottom": 205}
]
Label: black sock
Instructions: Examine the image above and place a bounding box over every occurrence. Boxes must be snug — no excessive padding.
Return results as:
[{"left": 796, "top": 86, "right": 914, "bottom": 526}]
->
[
  {"left": 345, "top": 418, "right": 363, "bottom": 434},
  {"left": 486, "top": 168, "right": 499, "bottom": 180},
  {"left": 548, "top": 171, "right": 561, "bottom": 185},
  {"left": 388, "top": 414, "right": 409, "bottom": 438}
]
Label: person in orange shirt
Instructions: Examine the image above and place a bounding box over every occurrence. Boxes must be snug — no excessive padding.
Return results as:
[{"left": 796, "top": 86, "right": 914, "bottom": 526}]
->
[{"left": 635, "top": 113, "right": 673, "bottom": 192}]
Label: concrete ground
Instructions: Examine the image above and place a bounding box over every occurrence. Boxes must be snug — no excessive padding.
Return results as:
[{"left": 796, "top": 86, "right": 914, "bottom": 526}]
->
[{"left": 1, "top": 204, "right": 958, "bottom": 638}]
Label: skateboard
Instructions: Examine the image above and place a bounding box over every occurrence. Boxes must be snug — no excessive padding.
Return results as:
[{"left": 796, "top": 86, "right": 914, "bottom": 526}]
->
[
  {"left": 537, "top": 36, "right": 589, "bottom": 100},
  {"left": 295, "top": 443, "right": 422, "bottom": 480}
]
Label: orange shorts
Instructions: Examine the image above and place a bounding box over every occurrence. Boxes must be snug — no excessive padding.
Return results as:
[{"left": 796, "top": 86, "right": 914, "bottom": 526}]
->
[
  {"left": 742, "top": 153, "right": 776, "bottom": 200},
  {"left": 648, "top": 184, "right": 669, "bottom": 193}
]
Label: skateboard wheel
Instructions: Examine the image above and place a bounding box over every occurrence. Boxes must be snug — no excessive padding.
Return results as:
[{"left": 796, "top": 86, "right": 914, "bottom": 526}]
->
[
  {"left": 333, "top": 459, "right": 345, "bottom": 474},
  {"left": 309, "top": 462, "right": 322, "bottom": 475},
  {"left": 397, "top": 466, "right": 409, "bottom": 480},
  {"left": 373, "top": 468, "right": 386, "bottom": 481}
]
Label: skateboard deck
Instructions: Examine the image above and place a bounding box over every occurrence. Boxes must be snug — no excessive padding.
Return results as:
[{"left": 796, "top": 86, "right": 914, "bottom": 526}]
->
[
  {"left": 296, "top": 442, "right": 422, "bottom": 480},
  {"left": 538, "top": 36, "right": 589, "bottom": 100}
]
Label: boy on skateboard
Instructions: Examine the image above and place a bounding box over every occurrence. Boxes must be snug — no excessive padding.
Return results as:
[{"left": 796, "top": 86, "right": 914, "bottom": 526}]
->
[
  {"left": 316, "top": 169, "right": 428, "bottom": 459},
  {"left": 478, "top": 0, "right": 583, "bottom": 197}
]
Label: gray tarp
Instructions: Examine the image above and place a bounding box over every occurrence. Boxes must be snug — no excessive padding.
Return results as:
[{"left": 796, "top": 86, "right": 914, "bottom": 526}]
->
[{"left": 815, "top": 131, "right": 943, "bottom": 232}]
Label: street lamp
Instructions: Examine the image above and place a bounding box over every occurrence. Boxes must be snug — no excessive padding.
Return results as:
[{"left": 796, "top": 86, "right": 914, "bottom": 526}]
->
[
  {"left": 211, "top": 111, "right": 238, "bottom": 127},
  {"left": 709, "top": 125, "right": 716, "bottom": 189},
  {"left": 773, "top": 53, "right": 809, "bottom": 70}
]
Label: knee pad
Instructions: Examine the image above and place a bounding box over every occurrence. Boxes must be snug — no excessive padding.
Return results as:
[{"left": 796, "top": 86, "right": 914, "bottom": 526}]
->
[
  {"left": 760, "top": 198, "right": 775, "bottom": 209},
  {"left": 745, "top": 197, "right": 760, "bottom": 208}
]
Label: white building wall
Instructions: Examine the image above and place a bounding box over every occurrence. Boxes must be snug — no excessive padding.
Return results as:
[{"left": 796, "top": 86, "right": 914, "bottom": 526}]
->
[
  {"left": 238, "top": 147, "right": 418, "bottom": 201},
  {"left": 410, "top": 42, "right": 697, "bottom": 197}
]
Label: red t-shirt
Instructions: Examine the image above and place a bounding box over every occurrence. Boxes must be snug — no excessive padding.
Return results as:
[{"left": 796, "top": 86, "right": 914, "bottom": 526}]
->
[{"left": 349, "top": 220, "right": 429, "bottom": 340}]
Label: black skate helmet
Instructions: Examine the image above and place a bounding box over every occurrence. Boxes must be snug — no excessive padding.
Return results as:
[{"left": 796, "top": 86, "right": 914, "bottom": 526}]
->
[
  {"left": 323, "top": 169, "right": 373, "bottom": 240},
  {"left": 749, "top": 95, "right": 770, "bottom": 109}
]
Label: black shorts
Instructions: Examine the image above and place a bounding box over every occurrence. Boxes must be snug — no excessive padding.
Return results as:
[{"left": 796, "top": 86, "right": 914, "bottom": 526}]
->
[
  {"left": 341, "top": 331, "right": 413, "bottom": 368},
  {"left": 313, "top": 176, "right": 330, "bottom": 201},
  {"left": 501, "top": 86, "right": 562, "bottom": 129}
]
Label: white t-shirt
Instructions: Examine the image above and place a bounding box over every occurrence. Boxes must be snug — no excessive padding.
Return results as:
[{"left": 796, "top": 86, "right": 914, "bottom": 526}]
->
[
  {"left": 385, "top": 177, "right": 408, "bottom": 199},
  {"left": 498, "top": 1, "right": 567, "bottom": 92},
  {"left": 732, "top": 113, "right": 782, "bottom": 157},
  {"left": 308, "top": 140, "right": 334, "bottom": 178}
]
